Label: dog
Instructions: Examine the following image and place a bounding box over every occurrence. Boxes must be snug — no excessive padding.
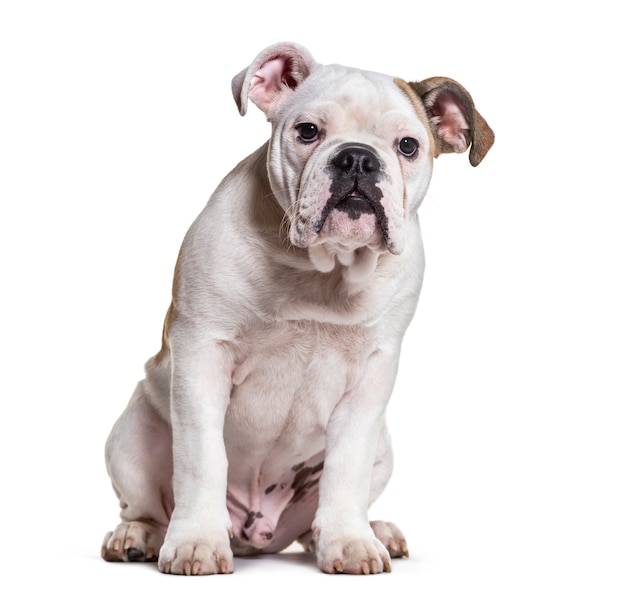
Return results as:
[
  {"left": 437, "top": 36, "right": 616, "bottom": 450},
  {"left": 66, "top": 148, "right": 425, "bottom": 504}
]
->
[{"left": 101, "top": 41, "right": 494, "bottom": 576}]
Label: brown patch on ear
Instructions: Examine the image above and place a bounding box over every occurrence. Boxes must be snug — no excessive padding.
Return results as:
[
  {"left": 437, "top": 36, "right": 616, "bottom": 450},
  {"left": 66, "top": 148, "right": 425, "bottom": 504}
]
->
[
  {"left": 408, "top": 77, "right": 494, "bottom": 166},
  {"left": 395, "top": 78, "right": 437, "bottom": 161}
]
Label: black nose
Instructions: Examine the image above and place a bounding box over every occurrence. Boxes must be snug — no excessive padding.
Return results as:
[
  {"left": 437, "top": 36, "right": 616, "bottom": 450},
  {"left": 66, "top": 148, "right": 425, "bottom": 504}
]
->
[{"left": 332, "top": 144, "right": 381, "bottom": 175}]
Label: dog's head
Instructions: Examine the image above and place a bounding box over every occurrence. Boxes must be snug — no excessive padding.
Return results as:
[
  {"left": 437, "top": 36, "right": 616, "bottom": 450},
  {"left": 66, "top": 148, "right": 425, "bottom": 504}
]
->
[{"left": 232, "top": 43, "right": 494, "bottom": 274}]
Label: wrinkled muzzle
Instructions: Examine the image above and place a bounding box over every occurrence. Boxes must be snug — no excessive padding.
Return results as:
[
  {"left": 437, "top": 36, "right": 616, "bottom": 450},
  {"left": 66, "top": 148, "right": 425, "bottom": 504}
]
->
[
  {"left": 316, "top": 143, "right": 389, "bottom": 242},
  {"left": 291, "top": 142, "right": 403, "bottom": 255}
]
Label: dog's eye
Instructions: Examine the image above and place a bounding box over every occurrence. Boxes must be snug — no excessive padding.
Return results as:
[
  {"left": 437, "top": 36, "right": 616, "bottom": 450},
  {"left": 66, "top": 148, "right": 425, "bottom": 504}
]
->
[
  {"left": 296, "top": 123, "right": 319, "bottom": 143},
  {"left": 398, "top": 137, "right": 419, "bottom": 158}
]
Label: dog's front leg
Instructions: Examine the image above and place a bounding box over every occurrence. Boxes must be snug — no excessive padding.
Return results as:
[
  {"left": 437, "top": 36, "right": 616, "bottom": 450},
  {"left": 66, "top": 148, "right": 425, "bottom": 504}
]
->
[
  {"left": 158, "top": 335, "right": 234, "bottom": 575},
  {"left": 312, "top": 347, "right": 400, "bottom": 574}
]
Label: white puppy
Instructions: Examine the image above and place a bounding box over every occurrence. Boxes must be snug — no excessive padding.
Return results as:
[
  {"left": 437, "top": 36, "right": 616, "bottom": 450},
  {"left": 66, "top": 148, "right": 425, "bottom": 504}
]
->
[{"left": 101, "top": 42, "right": 494, "bottom": 575}]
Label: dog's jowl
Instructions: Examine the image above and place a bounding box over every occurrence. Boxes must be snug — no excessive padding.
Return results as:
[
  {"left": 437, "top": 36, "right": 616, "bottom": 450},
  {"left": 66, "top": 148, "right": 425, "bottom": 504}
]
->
[{"left": 101, "top": 42, "right": 494, "bottom": 575}]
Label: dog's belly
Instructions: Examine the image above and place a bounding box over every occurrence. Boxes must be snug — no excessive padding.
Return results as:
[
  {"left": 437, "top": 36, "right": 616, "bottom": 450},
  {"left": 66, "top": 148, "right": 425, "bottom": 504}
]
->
[{"left": 223, "top": 321, "right": 370, "bottom": 552}]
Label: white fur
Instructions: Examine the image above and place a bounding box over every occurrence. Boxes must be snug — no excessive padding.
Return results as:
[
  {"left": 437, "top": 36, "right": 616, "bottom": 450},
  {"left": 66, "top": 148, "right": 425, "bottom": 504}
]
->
[{"left": 101, "top": 42, "right": 492, "bottom": 576}]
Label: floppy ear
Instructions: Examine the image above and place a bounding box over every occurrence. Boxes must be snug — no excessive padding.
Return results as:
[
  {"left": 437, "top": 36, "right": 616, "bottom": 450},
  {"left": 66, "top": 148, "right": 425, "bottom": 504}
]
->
[
  {"left": 231, "top": 42, "right": 318, "bottom": 117},
  {"left": 409, "top": 77, "right": 494, "bottom": 166}
]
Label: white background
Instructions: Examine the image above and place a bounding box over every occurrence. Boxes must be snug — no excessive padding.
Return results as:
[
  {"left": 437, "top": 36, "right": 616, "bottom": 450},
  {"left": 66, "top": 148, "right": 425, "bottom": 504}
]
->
[{"left": 1, "top": 1, "right": 624, "bottom": 595}]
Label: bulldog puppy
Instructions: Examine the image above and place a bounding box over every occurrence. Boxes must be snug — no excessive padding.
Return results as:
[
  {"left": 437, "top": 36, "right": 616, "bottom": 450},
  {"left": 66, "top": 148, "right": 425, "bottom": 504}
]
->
[{"left": 101, "top": 42, "right": 494, "bottom": 575}]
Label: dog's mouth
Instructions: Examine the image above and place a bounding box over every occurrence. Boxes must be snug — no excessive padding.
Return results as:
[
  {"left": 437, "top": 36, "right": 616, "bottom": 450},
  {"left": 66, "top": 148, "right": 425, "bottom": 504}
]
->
[
  {"left": 334, "top": 191, "right": 376, "bottom": 219},
  {"left": 314, "top": 184, "right": 389, "bottom": 247}
]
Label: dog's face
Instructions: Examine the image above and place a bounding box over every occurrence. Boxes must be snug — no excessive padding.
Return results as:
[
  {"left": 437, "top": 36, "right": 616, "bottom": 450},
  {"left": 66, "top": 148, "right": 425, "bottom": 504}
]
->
[
  {"left": 265, "top": 66, "right": 434, "bottom": 259},
  {"left": 232, "top": 43, "right": 494, "bottom": 272}
]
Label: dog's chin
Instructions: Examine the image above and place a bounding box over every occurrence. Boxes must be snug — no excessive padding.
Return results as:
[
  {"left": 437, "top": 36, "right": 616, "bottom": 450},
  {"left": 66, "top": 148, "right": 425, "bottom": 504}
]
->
[
  {"left": 292, "top": 210, "right": 400, "bottom": 252},
  {"left": 290, "top": 210, "right": 396, "bottom": 282},
  {"left": 293, "top": 211, "right": 382, "bottom": 250},
  {"left": 320, "top": 210, "right": 383, "bottom": 247}
]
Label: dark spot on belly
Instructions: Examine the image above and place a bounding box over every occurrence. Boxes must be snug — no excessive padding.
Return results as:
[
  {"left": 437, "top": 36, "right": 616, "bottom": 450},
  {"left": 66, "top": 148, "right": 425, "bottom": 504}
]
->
[
  {"left": 311, "top": 461, "right": 323, "bottom": 475},
  {"left": 244, "top": 511, "right": 256, "bottom": 529},
  {"left": 289, "top": 460, "right": 324, "bottom": 504},
  {"left": 244, "top": 510, "right": 265, "bottom": 529},
  {"left": 264, "top": 484, "right": 277, "bottom": 495},
  {"left": 292, "top": 479, "right": 321, "bottom": 504},
  {"left": 292, "top": 467, "right": 310, "bottom": 490},
  {"left": 292, "top": 462, "right": 306, "bottom": 472}
]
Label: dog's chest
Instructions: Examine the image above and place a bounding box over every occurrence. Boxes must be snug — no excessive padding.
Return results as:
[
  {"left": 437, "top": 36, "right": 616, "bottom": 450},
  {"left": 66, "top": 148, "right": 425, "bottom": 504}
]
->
[
  {"left": 222, "top": 320, "right": 375, "bottom": 546},
  {"left": 225, "top": 320, "right": 373, "bottom": 450}
]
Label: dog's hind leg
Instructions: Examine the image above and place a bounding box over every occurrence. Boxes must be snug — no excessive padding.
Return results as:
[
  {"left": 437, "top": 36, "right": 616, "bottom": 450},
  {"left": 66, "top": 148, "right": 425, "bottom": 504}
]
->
[{"left": 101, "top": 381, "right": 174, "bottom": 563}]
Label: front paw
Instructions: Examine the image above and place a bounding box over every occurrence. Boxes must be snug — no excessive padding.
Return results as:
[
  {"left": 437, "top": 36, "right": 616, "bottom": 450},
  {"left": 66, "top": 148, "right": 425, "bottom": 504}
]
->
[
  {"left": 313, "top": 529, "right": 392, "bottom": 574},
  {"left": 158, "top": 533, "right": 234, "bottom": 575}
]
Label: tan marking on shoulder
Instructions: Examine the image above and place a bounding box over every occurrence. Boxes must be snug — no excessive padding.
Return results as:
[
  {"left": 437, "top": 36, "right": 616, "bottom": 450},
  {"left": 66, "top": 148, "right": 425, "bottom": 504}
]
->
[
  {"left": 154, "top": 245, "right": 183, "bottom": 363},
  {"left": 154, "top": 301, "right": 174, "bottom": 363}
]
